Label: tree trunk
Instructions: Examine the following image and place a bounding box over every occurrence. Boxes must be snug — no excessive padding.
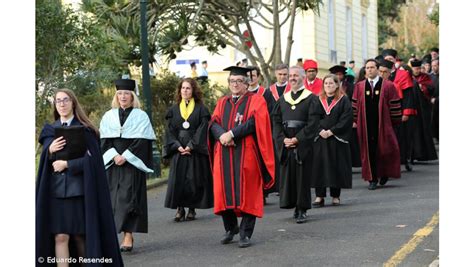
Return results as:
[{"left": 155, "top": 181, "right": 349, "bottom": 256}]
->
[{"left": 273, "top": 0, "right": 282, "bottom": 68}]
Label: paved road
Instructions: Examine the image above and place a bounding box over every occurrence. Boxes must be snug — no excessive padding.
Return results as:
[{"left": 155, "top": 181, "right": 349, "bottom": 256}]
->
[{"left": 121, "top": 160, "right": 439, "bottom": 267}]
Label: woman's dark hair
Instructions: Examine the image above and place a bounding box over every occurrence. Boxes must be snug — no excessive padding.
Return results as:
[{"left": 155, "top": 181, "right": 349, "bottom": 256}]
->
[
  {"left": 53, "top": 88, "right": 99, "bottom": 137},
  {"left": 320, "top": 74, "right": 343, "bottom": 101},
  {"left": 357, "top": 67, "right": 367, "bottom": 82},
  {"left": 175, "top": 78, "right": 203, "bottom": 104}
]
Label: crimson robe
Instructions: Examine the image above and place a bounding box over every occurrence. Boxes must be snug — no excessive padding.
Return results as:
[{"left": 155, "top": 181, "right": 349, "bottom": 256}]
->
[
  {"left": 304, "top": 77, "right": 323, "bottom": 95},
  {"left": 414, "top": 73, "right": 433, "bottom": 100},
  {"left": 209, "top": 92, "right": 275, "bottom": 218},
  {"left": 352, "top": 78, "right": 402, "bottom": 181}
]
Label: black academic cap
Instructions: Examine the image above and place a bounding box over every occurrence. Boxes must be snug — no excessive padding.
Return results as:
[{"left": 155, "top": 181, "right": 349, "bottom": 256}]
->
[
  {"left": 114, "top": 79, "right": 136, "bottom": 91},
  {"left": 329, "top": 65, "right": 347, "bottom": 74},
  {"left": 223, "top": 66, "right": 252, "bottom": 76},
  {"left": 411, "top": 59, "right": 422, "bottom": 67},
  {"left": 374, "top": 55, "right": 384, "bottom": 64},
  {"left": 379, "top": 59, "right": 394, "bottom": 69},
  {"left": 381, "top": 48, "right": 398, "bottom": 58},
  {"left": 349, "top": 60, "right": 355, "bottom": 64}
]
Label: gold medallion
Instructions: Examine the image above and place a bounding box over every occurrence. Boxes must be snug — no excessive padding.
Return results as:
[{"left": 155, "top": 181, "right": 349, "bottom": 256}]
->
[
  {"left": 291, "top": 105, "right": 296, "bottom": 110},
  {"left": 375, "top": 90, "right": 379, "bottom": 95},
  {"left": 366, "top": 91, "right": 370, "bottom": 95}
]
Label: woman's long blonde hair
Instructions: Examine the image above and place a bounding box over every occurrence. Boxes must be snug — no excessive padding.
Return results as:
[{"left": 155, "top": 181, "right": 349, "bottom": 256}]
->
[{"left": 111, "top": 90, "right": 141, "bottom": 109}]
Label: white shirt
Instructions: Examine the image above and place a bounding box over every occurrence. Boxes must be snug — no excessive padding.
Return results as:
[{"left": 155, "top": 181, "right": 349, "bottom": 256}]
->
[
  {"left": 60, "top": 115, "right": 74, "bottom": 126},
  {"left": 367, "top": 76, "right": 380, "bottom": 87}
]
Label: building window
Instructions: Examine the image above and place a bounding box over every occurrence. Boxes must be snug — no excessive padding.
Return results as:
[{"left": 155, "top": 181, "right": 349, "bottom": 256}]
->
[
  {"left": 328, "top": 0, "right": 336, "bottom": 63},
  {"left": 361, "top": 14, "right": 368, "bottom": 62},
  {"left": 346, "top": 7, "right": 353, "bottom": 62}
]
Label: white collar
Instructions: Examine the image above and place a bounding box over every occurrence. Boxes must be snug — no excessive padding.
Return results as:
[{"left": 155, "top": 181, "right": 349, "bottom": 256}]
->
[
  {"left": 368, "top": 76, "right": 380, "bottom": 85},
  {"left": 276, "top": 81, "right": 288, "bottom": 87},
  {"left": 248, "top": 85, "right": 260, "bottom": 92},
  {"left": 60, "top": 115, "right": 74, "bottom": 126}
]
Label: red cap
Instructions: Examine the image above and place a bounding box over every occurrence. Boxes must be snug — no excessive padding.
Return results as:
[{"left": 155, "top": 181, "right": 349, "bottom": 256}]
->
[{"left": 303, "top": 59, "right": 318, "bottom": 70}]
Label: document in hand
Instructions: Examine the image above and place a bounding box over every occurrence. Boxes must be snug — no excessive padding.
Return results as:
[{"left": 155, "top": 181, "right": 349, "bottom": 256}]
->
[{"left": 54, "top": 125, "right": 87, "bottom": 160}]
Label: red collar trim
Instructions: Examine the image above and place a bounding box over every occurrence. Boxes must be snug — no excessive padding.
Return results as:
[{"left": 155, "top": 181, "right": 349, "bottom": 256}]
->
[{"left": 320, "top": 96, "right": 341, "bottom": 115}]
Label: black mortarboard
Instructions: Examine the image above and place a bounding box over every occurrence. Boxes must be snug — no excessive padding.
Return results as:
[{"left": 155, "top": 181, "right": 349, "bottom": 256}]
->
[
  {"left": 349, "top": 60, "right": 355, "bottom": 64},
  {"left": 329, "top": 65, "right": 347, "bottom": 74},
  {"left": 381, "top": 48, "right": 398, "bottom": 58},
  {"left": 411, "top": 59, "right": 422, "bottom": 67},
  {"left": 379, "top": 59, "right": 394, "bottom": 69},
  {"left": 374, "top": 55, "right": 384, "bottom": 64},
  {"left": 114, "top": 79, "right": 136, "bottom": 91},
  {"left": 223, "top": 66, "right": 252, "bottom": 76}
]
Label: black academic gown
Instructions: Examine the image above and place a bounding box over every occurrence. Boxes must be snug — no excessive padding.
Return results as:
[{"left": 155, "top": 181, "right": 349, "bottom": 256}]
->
[
  {"left": 343, "top": 80, "right": 362, "bottom": 167},
  {"left": 272, "top": 90, "right": 319, "bottom": 211},
  {"left": 429, "top": 73, "right": 439, "bottom": 140},
  {"left": 311, "top": 95, "right": 353, "bottom": 189},
  {"left": 411, "top": 80, "right": 438, "bottom": 161},
  {"left": 163, "top": 103, "right": 213, "bottom": 209},
  {"left": 390, "top": 71, "right": 417, "bottom": 164},
  {"left": 101, "top": 108, "right": 151, "bottom": 233},
  {"left": 36, "top": 121, "right": 123, "bottom": 267}
]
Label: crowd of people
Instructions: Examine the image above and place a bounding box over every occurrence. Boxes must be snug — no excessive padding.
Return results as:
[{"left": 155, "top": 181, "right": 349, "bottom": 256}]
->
[{"left": 35, "top": 47, "right": 439, "bottom": 265}]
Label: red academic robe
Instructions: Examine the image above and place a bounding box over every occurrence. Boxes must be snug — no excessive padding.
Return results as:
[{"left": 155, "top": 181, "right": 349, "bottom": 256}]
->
[
  {"left": 304, "top": 77, "right": 323, "bottom": 95},
  {"left": 414, "top": 73, "right": 433, "bottom": 100},
  {"left": 209, "top": 92, "right": 275, "bottom": 218},
  {"left": 393, "top": 69, "right": 417, "bottom": 116},
  {"left": 352, "top": 79, "right": 402, "bottom": 181}
]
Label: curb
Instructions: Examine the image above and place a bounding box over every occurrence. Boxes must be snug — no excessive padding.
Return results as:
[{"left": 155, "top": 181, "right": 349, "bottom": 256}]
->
[
  {"left": 429, "top": 256, "right": 439, "bottom": 267},
  {"left": 146, "top": 177, "right": 169, "bottom": 190}
]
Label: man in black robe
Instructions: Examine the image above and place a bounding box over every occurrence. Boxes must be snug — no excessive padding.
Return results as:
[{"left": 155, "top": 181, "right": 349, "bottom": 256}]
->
[
  {"left": 429, "top": 58, "right": 439, "bottom": 143},
  {"left": 272, "top": 66, "right": 320, "bottom": 223}
]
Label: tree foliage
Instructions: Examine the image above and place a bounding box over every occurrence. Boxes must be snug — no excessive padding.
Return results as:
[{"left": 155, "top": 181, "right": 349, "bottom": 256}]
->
[{"left": 377, "top": 0, "right": 407, "bottom": 51}]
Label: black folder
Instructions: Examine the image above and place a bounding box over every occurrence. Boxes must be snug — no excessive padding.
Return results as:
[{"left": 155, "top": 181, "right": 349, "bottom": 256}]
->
[{"left": 54, "top": 125, "right": 87, "bottom": 160}]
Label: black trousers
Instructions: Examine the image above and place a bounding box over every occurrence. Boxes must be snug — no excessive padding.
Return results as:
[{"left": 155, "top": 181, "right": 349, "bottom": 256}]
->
[
  {"left": 315, "top": 187, "right": 341, "bottom": 198},
  {"left": 221, "top": 209, "right": 256, "bottom": 239}
]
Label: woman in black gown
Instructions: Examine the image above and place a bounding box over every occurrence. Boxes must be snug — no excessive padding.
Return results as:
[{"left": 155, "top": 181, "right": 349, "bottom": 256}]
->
[
  {"left": 36, "top": 89, "right": 123, "bottom": 266},
  {"left": 163, "top": 78, "right": 213, "bottom": 221},
  {"left": 312, "top": 74, "right": 353, "bottom": 207}
]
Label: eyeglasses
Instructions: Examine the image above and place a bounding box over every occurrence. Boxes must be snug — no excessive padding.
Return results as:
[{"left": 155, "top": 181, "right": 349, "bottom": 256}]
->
[
  {"left": 54, "top": 97, "right": 71, "bottom": 105},
  {"left": 228, "top": 79, "right": 245, "bottom": 85}
]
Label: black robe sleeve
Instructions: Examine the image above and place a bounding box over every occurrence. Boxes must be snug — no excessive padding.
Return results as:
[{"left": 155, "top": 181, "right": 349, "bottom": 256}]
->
[
  {"left": 231, "top": 117, "right": 255, "bottom": 139},
  {"left": 210, "top": 122, "right": 227, "bottom": 140},
  {"left": 186, "top": 105, "right": 211, "bottom": 155},
  {"left": 329, "top": 96, "right": 353, "bottom": 141},
  {"left": 271, "top": 99, "right": 286, "bottom": 163},
  {"left": 163, "top": 106, "right": 183, "bottom": 159}
]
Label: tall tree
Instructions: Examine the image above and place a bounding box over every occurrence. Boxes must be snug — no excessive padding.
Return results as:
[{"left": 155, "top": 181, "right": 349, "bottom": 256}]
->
[
  {"left": 123, "top": 0, "right": 323, "bottom": 85},
  {"left": 378, "top": 0, "right": 407, "bottom": 51}
]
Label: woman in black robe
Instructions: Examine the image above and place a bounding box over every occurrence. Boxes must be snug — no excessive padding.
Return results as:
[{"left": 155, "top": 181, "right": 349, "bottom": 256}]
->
[
  {"left": 312, "top": 74, "right": 353, "bottom": 207},
  {"left": 163, "top": 78, "right": 213, "bottom": 221},
  {"left": 36, "top": 89, "right": 123, "bottom": 266},
  {"left": 100, "top": 79, "right": 156, "bottom": 252}
]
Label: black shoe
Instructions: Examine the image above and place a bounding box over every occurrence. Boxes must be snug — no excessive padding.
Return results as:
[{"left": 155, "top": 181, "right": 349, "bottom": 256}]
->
[
  {"left": 293, "top": 208, "right": 298, "bottom": 219},
  {"left": 186, "top": 208, "right": 196, "bottom": 221},
  {"left": 405, "top": 163, "right": 413, "bottom": 172},
  {"left": 379, "top": 177, "right": 389, "bottom": 186},
  {"left": 120, "top": 237, "right": 134, "bottom": 252},
  {"left": 296, "top": 210, "right": 307, "bottom": 224},
  {"left": 174, "top": 207, "right": 185, "bottom": 222},
  {"left": 238, "top": 236, "right": 251, "bottom": 248},
  {"left": 312, "top": 198, "right": 325, "bottom": 208},
  {"left": 220, "top": 227, "right": 239, "bottom": 244},
  {"left": 368, "top": 182, "right": 377, "bottom": 190}
]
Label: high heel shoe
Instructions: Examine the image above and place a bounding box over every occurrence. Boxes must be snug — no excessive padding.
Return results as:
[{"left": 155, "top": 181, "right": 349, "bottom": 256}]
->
[
  {"left": 312, "top": 197, "right": 325, "bottom": 208},
  {"left": 186, "top": 208, "right": 196, "bottom": 221},
  {"left": 120, "top": 236, "right": 134, "bottom": 252},
  {"left": 174, "top": 207, "right": 185, "bottom": 222}
]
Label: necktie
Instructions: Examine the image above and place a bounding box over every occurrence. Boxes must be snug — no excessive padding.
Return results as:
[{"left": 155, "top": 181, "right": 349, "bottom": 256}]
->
[
  {"left": 232, "top": 96, "right": 239, "bottom": 103},
  {"left": 370, "top": 80, "right": 374, "bottom": 94}
]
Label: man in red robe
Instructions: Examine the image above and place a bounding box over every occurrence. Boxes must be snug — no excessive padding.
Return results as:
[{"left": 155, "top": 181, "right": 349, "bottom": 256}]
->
[
  {"left": 382, "top": 49, "right": 417, "bottom": 171},
  {"left": 209, "top": 66, "right": 275, "bottom": 248},
  {"left": 303, "top": 59, "right": 323, "bottom": 95},
  {"left": 352, "top": 59, "right": 402, "bottom": 190}
]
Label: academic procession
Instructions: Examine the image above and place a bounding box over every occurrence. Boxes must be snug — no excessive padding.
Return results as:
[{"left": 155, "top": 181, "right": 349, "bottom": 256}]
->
[{"left": 33, "top": 0, "right": 440, "bottom": 266}]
